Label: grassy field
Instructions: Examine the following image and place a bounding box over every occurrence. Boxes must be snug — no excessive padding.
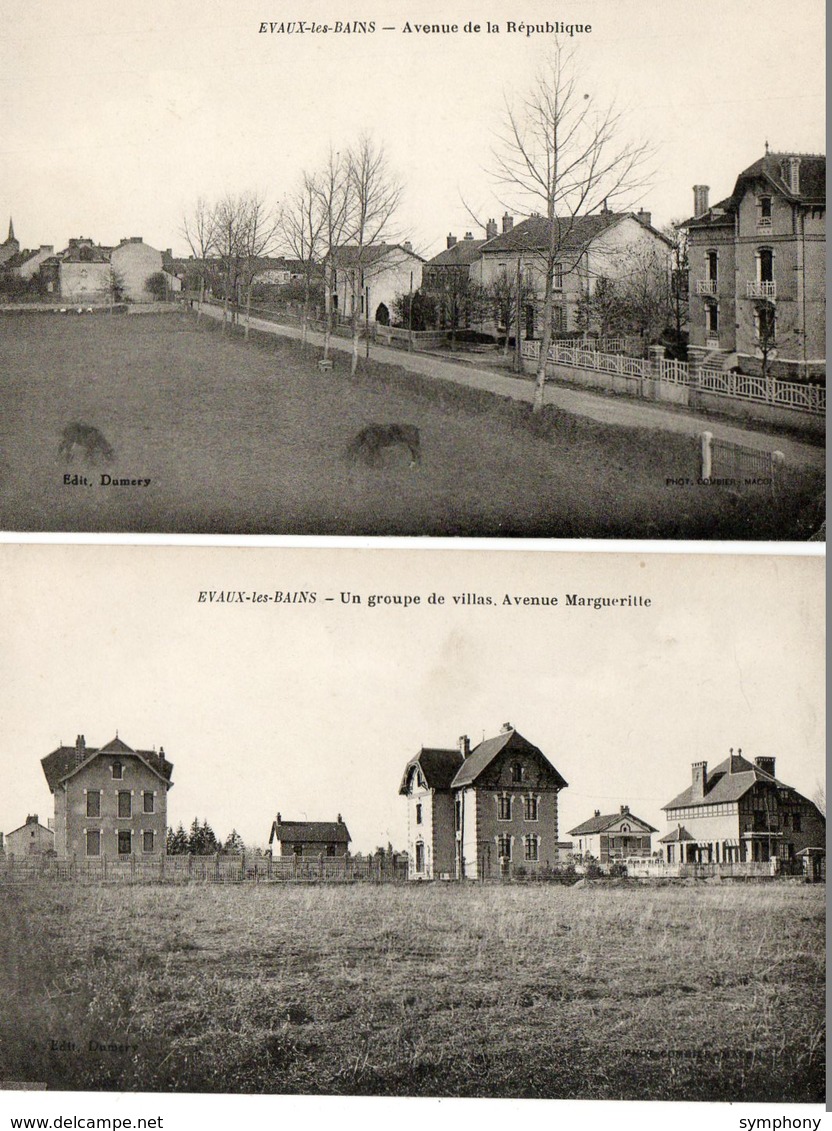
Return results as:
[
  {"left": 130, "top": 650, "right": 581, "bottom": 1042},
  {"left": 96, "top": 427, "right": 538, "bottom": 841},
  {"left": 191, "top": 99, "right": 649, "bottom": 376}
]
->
[
  {"left": 0, "top": 311, "right": 823, "bottom": 536},
  {"left": 0, "top": 881, "right": 824, "bottom": 1100}
]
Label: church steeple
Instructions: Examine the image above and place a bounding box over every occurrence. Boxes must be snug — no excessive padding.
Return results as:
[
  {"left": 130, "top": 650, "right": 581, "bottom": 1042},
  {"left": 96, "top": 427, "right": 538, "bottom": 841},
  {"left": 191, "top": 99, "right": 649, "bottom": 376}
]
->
[{"left": 7, "top": 217, "right": 14, "bottom": 243}]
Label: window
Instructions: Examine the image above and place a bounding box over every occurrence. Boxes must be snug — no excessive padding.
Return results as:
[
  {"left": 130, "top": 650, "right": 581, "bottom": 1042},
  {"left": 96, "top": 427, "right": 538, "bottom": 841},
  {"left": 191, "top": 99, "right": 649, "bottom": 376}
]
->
[
  {"left": 293, "top": 843, "right": 304, "bottom": 856},
  {"left": 111, "top": 761, "right": 123, "bottom": 780},
  {"left": 498, "top": 834, "right": 512, "bottom": 859},
  {"left": 86, "top": 791, "right": 101, "bottom": 818},
  {"left": 498, "top": 795, "right": 512, "bottom": 821},
  {"left": 415, "top": 803, "right": 422, "bottom": 825},
  {"left": 143, "top": 791, "right": 155, "bottom": 814},
  {"left": 758, "top": 196, "right": 772, "bottom": 227},
  {"left": 706, "top": 250, "right": 718, "bottom": 282},
  {"left": 415, "top": 841, "right": 425, "bottom": 872},
  {"left": 756, "top": 302, "right": 776, "bottom": 343},
  {"left": 86, "top": 830, "right": 101, "bottom": 857},
  {"left": 524, "top": 835, "right": 539, "bottom": 862},
  {"left": 706, "top": 303, "right": 719, "bottom": 337},
  {"left": 454, "top": 799, "right": 462, "bottom": 832},
  {"left": 792, "top": 813, "right": 801, "bottom": 833},
  {"left": 117, "top": 830, "right": 131, "bottom": 856},
  {"left": 552, "top": 262, "right": 563, "bottom": 290},
  {"left": 326, "top": 844, "right": 336, "bottom": 857},
  {"left": 142, "top": 830, "right": 154, "bottom": 853},
  {"left": 758, "top": 248, "right": 773, "bottom": 283},
  {"left": 524, "top": 796, "right": 539, "bottom": 821},
  {"left": 551, "top": 305, "right": 566, "bottom": 333},
  {"left": 117, "top": 791, "right": 132, "bottom": 818},
  {"left": 511, "top": 762, "right": 524, "bottom": 784}
]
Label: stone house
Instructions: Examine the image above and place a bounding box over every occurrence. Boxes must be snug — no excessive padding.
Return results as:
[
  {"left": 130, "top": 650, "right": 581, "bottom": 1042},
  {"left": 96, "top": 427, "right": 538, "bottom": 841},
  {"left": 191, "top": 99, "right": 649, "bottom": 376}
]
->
[
  {"left": 5, "top": 814, "right": 55, "bottom": 857},
  {"left": 268, "top": 814, "right": 351, "bottom": 857},
  {"left": 660, "top": 750, "right": 825, "bottom": 866},
  {"left": 478, "top": 208, "right": 671, "bottom": 339},
  {"left": 399, "top": 724, "right": 568, "bottom": 880},
  {"left": 110, "top": 237, "right": 181, "bottom": 302},
  {"left": 45, "top": 238, "right": 112, "bottom": 303},
  {"left": 332, "top": 243, "right": 424, "bottom": 326},
  {"left": 568, "top": 805, "right": 656, "bottom": 864},
  {"left": 41, "top": 734, "right": 174, "bottom": 859},
  {"left": 680, "top": 150, "right": 826, "bottom": 379}
]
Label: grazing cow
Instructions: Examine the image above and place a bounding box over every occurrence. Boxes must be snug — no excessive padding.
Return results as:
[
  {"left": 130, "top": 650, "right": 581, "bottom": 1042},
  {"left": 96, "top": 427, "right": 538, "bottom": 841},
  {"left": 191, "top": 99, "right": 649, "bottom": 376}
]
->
[
  {"left": 346, "top": 423, "right": 421, "bottom": 468},
  {"left": 58, "top": 423, "right": 115, "bottom": 465}
]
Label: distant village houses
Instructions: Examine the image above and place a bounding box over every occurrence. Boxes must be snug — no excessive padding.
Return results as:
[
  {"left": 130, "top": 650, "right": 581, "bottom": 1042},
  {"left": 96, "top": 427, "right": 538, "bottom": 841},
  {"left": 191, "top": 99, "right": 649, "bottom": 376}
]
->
[
  {"left": 268, "top": 813, "right": 351, "bottom": 857},
  {"left": 4, "top": 813, "right": 55, "bottom": 857}
]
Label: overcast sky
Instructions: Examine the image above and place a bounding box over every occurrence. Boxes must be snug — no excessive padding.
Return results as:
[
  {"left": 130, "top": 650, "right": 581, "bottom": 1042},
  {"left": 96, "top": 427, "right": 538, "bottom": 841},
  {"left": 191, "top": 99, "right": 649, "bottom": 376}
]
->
[
  {"left": 1, "top": 545, "right": 823, "bottom": 852},
  {"left": 0, "top": 0, "right": 824, "bottom": 259}
]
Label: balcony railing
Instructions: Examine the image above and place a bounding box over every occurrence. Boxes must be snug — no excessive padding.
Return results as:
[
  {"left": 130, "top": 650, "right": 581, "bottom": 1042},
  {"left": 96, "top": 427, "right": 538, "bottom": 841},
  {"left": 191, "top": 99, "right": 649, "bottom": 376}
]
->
[
  {"left": 746, "top": 280, "right": 776, "bottom": 299},
  {"left": 696, "top": 279, "right": 718, "bottom": 295}
]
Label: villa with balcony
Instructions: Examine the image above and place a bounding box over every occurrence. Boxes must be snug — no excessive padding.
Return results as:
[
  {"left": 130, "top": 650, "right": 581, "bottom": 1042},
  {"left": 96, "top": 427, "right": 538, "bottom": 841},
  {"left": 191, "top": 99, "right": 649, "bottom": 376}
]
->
[{"left": 679, "top": 149, "right": 825, "bottom": 380}]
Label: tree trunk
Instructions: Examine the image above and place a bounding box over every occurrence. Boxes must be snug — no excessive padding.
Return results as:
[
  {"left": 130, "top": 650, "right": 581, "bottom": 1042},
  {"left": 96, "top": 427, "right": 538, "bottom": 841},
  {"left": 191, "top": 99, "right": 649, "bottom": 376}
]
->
[
  {"left": 323, "top": 263, "right": 333, "bottom": 361},
  {"left": 244, "top": 280, "right": 252, "bottom": 339},
  {"left": 534, "top": 273, "right": 555, "bottom": 414},
  {"left": 197, "top": 275, "right": 204, "bottom": 324},
  {"left": 350, "top": 310, "right": 360, "bottom": 376}
]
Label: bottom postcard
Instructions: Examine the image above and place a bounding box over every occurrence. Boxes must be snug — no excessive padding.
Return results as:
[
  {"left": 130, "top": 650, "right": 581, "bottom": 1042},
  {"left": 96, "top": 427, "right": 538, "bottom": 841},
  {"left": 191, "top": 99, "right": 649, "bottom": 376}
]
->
[{"left": 0, "top": 544, "right": 824, "bottom": 1107}]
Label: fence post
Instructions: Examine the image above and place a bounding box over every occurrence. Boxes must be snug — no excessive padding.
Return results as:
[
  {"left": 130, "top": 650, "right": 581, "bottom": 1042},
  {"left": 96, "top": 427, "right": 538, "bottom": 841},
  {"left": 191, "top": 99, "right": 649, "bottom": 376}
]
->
[
  {"left": 698, "top": 431, "right": 713, "bottom": 481},
  {"left": 771, "top": 450, "right": 785, "bottom": 497}
]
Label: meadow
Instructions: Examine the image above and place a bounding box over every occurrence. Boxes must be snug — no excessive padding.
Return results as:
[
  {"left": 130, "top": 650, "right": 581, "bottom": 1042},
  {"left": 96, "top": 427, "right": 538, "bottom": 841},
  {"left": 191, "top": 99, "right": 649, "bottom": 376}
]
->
[
  {"left": 0, "top": 312, "right": 823, "bottom": 537},
  {"left": 0, "top": 881, "right": 824, "bottom": 1100}
]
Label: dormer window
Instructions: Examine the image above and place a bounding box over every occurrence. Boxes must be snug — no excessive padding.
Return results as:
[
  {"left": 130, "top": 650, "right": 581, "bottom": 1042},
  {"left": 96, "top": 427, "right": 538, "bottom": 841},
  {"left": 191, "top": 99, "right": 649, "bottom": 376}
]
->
[
  {"left": 511, "top": 762, "right": 524, "bottom": 784},
  {"left": 111, "top": 761, "right": 123, "bottom": 780},
  {"left": 758, "top": 196, "right": 772, "bottom": 228}
]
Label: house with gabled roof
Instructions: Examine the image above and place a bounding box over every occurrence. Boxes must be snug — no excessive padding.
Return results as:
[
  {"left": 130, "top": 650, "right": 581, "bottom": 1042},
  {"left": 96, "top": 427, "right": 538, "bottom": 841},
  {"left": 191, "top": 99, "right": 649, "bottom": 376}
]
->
[
  {"left": 331, "top": 242, "right": 424, "bottom": 327},
  {"left": 660, "top": 749, "right": 825, "bottom": 866},
  {"left": 41, "top": 733, "right": 173, "bottom": 859},
  {"left": 399, "top": 724, "right": 568, "bottom": 880},
  {"left": 478, "top": 207, "right": 671, "bottom": 339},
  {"left": 268, "top": 813, "right": 351, "bottom": 857},
  {"left": 5, "top": 814, "right": 55, "bottom": 857},
  {"left": 568, "top": 805, "right": 656, "bottom": 865},
  {"left": 679, "top": 149, "right": 825, "bottom": 379}
]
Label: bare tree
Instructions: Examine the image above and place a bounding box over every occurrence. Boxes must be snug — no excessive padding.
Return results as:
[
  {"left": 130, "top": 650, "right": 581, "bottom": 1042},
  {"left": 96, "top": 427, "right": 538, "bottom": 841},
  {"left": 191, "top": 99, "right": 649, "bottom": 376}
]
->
[
  {"left": 313, "top": 148, "right": 352, "bottom": 362},
  {"left": 181, "top": 197, "right": 218, "bottom": 323},
  {"left": 493, "top": 46, "right": 651, "bottom": 411},
  {"left": 487, "top": 269, "right": 536, "bottom": 359},
  {"left": 280, "top": 171, "right": 327, "bottom": 349},
  {"left": 342, "top": 135, "right": 403, "bottom": 376},
  {"left": 214, "top": 193, "right": 250, "bottom": 334},
  {"left": 237, "top": 192, "right": 280, "bottom": 340},
  {"left": 664, "top": 219, "right": 689, "bottom": 357}
]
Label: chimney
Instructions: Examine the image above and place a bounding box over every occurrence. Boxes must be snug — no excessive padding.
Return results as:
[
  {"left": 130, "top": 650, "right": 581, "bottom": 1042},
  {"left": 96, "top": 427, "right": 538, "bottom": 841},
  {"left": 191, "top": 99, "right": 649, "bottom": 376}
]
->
[
  {"left": 502, "top": 212, "right": 514, "bottom": 234},
  {"left": 446, "top": 233, "right": 457, "bottom": 249},
  {"left": 27, "top": 814, "right": 38, "bottom": 826},
  {"left": 636, "top": 209, "right": 652, "bottom": 227},
  {"left": 755, "top": 756, "right": 776, "bottom": 779},
  {"left": 486, "top": 218, "right": 498, "bottom": 239},
  {"left": 500, "top": 721, "right": 513, "bottom": 733},
  {"left": 74, "top": 734, "right": 86, "bottom": 765},
  {"left": 786, "top": 156, "right": 801, "bottom": 195},
  {"left": 729, "top": 747, "right": 746, "bottom": 774},
  {"left": 620, "top": 805, "right": 630, "bottom": 815},
  {"left": 601, "top": 198, "right": 610, "bottom": 214},
  {"left": 459, "top": 735, "right": 470, "bottom": 757},
  {"left": 276, "top": 812, "right": 282, "bottom": 824},
  {"left": 403, "top": 240, "right": 413, "bottom": 252},
  {"left": 594, "top": 809, "right": 601, "bottom": 818},
  {"left": 691, "top": 761, "right": 708, "bottom": 799},
  {"left": 463, "top": 232, "right": 473, "bottom": 241},
  {"left": 693, "top": 185, "right": 710, "bottom": 216},
  {"left": 337, "top": 813, "right": 343, "bottom": 824}
]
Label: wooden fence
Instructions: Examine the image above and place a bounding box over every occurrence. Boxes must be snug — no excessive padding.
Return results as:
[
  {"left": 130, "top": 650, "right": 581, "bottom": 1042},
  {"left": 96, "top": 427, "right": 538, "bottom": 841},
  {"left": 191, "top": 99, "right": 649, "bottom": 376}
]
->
[{"left": 0, "top": 854, "right": 409, "bottom": 885}]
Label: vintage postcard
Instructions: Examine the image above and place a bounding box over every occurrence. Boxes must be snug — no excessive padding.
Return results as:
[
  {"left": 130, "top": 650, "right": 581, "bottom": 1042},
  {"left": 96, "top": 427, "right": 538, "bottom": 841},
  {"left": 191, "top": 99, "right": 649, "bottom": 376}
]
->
[
  {"left": 0, "top": 543, "right": 824, "bottom": 1115},
  {"left": 0, "top": 0, "right": 825, "bottom": 538}
]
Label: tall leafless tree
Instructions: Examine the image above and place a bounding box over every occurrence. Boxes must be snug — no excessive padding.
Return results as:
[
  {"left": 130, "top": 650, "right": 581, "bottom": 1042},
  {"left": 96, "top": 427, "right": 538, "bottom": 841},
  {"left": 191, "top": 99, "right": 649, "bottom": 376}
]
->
[
  {"left": 493, "top": 46, "right": 652, "bottom": 411},
  {"left": 280, "top": 171, "right": 327, "bottom": 350},
  {"left": 313, "top": 148, "right": 353, "bottom": 362},
  {"left": 214, "top": 193, "right": 251, "bottom": 334},
  {"left": 237, "top": 192, "right": 280, "bottom": 340},
  {"left": 181, "top": 197, "right": 218, "bottom": 322},
  {"left": 342, "top": 135, "right": 403, "bottom": 376}
]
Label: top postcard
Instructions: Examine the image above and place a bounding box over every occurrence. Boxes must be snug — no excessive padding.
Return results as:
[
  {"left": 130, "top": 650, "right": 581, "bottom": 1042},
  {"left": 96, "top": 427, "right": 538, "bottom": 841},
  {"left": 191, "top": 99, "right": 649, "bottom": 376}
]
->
[{"left": 0, "top": 0, "right": 824, "bottom": 538}]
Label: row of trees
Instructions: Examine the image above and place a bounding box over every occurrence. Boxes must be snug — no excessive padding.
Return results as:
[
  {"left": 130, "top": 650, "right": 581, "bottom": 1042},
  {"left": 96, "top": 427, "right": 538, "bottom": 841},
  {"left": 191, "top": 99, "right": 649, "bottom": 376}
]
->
[
  {"left": 183, "top": 45, "right": 658, "bottom": 408},
  {"left": 166, "top": 819, "right": 245, "bottom": 856},
  {"left": 183, "top": 135, "right": 403, "bottom": 376}
]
